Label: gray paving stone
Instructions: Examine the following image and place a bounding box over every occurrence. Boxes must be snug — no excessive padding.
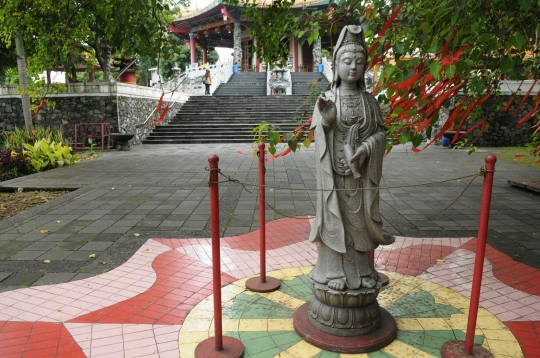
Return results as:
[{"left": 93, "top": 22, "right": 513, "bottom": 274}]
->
[
  {"left": 79, "top": 242, "right": 113, "bottom": 251},
  {"left": 8, "top": 251, "right": 46, "bottom": 260},
  {"left": 37, "top": 251, "right": 74, "bottom": 260},
  {"left": 32, "top": 273, "right": 77, "bottom": 286},
  {"left": 0, "top": 272, "right": 43, "bottom": 286},
  {"left": 0, "top": 272, "right": 12, "bottom": 283},
  {"left": 25, "top": 241, "right": 61, "bottom": 251},
  {"left": 53, "top": 241, "right": 86, "bottom": 250},
  {"left": 70, "top": 273, "right": 97, "bottom": 281},
  {"left": 65, "top": 234, "right": 95, "bottom": 242},
  {"left": 67, "top": 251, "right": 100, "bottom": 261}
]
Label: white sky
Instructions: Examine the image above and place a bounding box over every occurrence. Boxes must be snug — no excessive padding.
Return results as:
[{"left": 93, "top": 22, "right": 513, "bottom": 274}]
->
[
  {"left": 186, "top": 0, "right": 232, "bottom": 62},
  {"left": 187, "top": 0, "right": 214, "bottom": 10}
]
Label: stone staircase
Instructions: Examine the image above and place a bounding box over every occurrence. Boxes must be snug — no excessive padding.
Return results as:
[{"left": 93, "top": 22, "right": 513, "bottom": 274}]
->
[
  {"left": 291, "top": 72, "right": 331, "bottom": 95},
  {"left": 213, "top": 72, "right": 267, "bottom": 96},
  {"left": 142, "top": 95, "right": 313, "bottom": 144},
  {"left": 143, "top": 71, "right": 323, "bottom": 144}
]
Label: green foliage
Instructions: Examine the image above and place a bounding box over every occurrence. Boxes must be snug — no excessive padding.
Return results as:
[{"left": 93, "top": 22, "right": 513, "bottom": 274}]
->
[
  {"left": 22, "top": 139, "right": 78, "bottom": 172},
  {"left": 525, "top": 132, "right": 540, "bottom": 159},
  {"left": 86, "top": 138, "right": 96, "bottom": 156},
  {"left": 451, "top": 139, "right": 479, "bottom": 154},
  {"left": 230, "top": 0, "right": 540, "bottom": 154},
  {"left": 0, "top": 0, "right": 190, "bottom": 82},
  {"left": 3, "top": 126, "right": 64, "bottom": 149}
]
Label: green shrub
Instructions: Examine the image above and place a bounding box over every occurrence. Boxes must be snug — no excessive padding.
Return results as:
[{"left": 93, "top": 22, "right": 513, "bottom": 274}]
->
[
  {"left": 3, "top": 126, "right": 64, "bottom": 148},
  {"left": 23, "top": 139, "right": 78, "bottom": 172}
]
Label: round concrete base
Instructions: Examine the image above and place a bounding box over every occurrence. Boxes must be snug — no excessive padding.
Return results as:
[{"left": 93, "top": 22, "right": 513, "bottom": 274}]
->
[
  {"left": 379, "top": 272, "right": 390, "bottom": 286},
  {"left": 441, "top": 341, "right": 494, "bottom": 358},
  {"left": 245, "top": 276, "right": 281, "bottom": 293},
  {"left": 293, "top": 302, "right": 397, "bottom": 353},
  {"left": 194, "top": 336, "right": 244, "bottom": 358}
]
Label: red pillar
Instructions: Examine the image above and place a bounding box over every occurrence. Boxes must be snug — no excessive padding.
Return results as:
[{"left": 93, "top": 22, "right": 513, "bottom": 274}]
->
[
  {"left": 88, "top": 70, "right": 94, "bottom": 83},
  {"left": 189, "top": 33, "right": 196, "bottom": 65},
  {"left": 203, "top": 48, "right": 208, "bottom": 64},
  {"left": 293, "top": 37, "right": 299, "bottom": 72}
]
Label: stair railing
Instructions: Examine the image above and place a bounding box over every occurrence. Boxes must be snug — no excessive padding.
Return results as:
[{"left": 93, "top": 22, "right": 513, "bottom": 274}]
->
[
  {"left": 322, "top": 57, "right": 333, "bottom": 82},
  {"left": 185, "top": 60, "right": 233, "bottom": 96},
  {"left": 135, "top": 93, "right": 186, "bottom": 130}
]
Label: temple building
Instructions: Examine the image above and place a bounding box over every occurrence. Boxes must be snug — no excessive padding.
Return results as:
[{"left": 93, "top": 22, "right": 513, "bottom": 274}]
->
[{"left": 167, "top": 0, "right": 331, "bottom": 72}]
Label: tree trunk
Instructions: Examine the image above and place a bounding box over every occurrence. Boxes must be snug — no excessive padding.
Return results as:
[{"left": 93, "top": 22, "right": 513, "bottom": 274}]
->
[
  {"left": 14, "top": 31, "right": 33, "bottom": 132},
  {"left": 94, "top": 39, "right": 113, "bottom": 82}
]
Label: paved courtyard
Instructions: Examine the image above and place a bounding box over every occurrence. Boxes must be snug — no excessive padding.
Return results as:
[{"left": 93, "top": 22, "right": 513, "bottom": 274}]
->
[{"left": 0, "top": 143, "right": 538, "bottom": 357}]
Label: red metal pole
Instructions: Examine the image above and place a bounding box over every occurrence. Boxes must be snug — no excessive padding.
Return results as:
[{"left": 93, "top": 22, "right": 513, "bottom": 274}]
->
[
  {"left": 208, "top": 154, "right": 223, "bottom": 352},
  {"left": 464, "top": 155, "right": 497, "bottom": 354},
  {"left": 259, "top": 143, "right": 266, "bottom": 283}
]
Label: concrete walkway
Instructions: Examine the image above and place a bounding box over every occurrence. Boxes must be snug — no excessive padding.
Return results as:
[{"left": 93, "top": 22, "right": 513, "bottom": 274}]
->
[{"left": 0, "top": 143, "right": 538, "bottom": 291}]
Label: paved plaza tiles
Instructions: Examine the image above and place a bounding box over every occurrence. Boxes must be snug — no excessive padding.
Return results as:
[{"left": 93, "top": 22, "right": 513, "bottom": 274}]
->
[
  {"left": 0, "top": 216, "right": 539, "bottom": 357},
  {"left": 0, "top": 143, "right": 539, "bottom": 357}
]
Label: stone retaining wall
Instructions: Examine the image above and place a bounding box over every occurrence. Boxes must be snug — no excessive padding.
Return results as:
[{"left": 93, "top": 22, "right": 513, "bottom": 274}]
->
[
  {"left": 0, "top": 93, "right": 182, "bottom": 146},
  {"left": 461, "top": 95, "right": 536, "bottom": 147}
]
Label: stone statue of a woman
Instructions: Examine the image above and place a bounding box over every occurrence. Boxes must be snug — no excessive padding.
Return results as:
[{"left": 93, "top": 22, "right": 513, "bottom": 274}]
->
[{"left": 305, "top": 25, "right": 395, "bottom": 338}]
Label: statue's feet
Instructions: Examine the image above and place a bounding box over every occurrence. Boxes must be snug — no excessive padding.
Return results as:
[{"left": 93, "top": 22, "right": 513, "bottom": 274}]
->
[
  {"left": 383, "top": 231, "right": 396, "bottom": 244},
  {"left": 327, "top": 277, "right": 346, "bottom": 291},
  {"left": 362, "top": 277, "right": 376, "bottom": 288}
]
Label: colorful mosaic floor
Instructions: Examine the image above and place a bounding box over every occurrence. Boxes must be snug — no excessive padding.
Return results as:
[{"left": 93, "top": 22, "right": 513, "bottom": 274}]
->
[{"left": 0, "top": 217, "right": 539, "bottom": 357}]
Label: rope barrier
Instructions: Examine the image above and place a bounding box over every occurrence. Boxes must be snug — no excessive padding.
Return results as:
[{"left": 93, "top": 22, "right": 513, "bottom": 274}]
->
[
  {"left": 205, "top": 165, "right": 490, "bottom": 221},
  {"left": 205, "top": 166, "right": 488, "bottom": 192}
]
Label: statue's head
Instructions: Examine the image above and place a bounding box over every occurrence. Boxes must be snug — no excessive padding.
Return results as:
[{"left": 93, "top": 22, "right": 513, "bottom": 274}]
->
[{"left": 332, "top": 25, "right": 368, "bottom": 91}]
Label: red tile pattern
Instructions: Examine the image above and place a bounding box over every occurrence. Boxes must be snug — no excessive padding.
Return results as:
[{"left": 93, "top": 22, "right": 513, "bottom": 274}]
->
[
  {"left": 68, "top": 249, "right": 236, "bottom": 325},
  {"left": 462, "top": 239, "right": 540, "bottom": 296},
  {"left": 0, "top": 321, "right": 84, "bottom": 358},
  {"left": 504, "top": 321, "right": 540, "bottom": 358},
  {"left": 155, "top": 216, "right": 311, "bottom": 251},
  {"left": 375, "top": 244, "right": 457, "bottom": 276}
]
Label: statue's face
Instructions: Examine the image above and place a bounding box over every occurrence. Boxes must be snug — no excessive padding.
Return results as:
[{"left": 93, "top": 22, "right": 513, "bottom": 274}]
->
[{"left": 337, "top": 51, "right": 365, "bottom": 85}]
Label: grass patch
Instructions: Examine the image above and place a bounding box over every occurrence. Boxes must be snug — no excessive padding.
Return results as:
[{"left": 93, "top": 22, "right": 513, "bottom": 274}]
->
[{"left": 476, "top": 147, "right": 539, "bottom": 168}]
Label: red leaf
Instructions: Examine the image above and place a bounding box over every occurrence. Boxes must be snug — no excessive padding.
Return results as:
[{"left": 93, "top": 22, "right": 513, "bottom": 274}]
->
[
  {"left": 503, "top": 79, "right": 525, "bottom": 112},
  {"left": 511, "top": 79, "right": 537, "bottom": 118}
]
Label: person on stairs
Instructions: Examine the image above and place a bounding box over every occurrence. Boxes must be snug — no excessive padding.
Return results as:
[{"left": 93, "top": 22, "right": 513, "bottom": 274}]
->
[{"left": 204, "top": 70, "right": 212, "bottom": 96}]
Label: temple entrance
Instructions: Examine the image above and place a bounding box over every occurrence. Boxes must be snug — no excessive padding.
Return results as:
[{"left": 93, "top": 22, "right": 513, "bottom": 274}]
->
[
  {"left": 301, "top": 42, "right": 313, "bottom": 72},
  {"left": 242, "top": 40, "right": 254, "bottom": 72}
]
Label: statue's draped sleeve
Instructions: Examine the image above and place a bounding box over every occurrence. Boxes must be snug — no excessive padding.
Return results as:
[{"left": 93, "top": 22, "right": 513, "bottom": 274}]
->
[
  {"left": 309, "top": 91, "right": 391, "bottom": 253},
  {"left": 309, "top": 91, "right": 347, "bottom": 254}
]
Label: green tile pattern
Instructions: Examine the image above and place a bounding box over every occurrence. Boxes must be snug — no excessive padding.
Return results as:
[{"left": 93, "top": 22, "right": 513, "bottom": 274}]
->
[
  {"left": 222, "top": 275, "right": 487, "bottom": 358},
  {"left": 397, "top": 330, "right": 484, "bottom": 358},
  {"left": 223, "top": 293, "right": 295, "bottom": 319},
  {"left": 279, "top": 275, "right": 313, "bottom": 302},
  {"left": 367, "top": 351, "right": 398, "bottom": 358},
  {"left": 225, "top": 331, "right": 302, "bottom": 357},
  {"left": 386, "top": 290, "right": 462, "bottom": 318}
]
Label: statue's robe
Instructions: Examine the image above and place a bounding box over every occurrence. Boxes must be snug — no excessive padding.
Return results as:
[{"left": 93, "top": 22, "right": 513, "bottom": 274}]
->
[{"left": 309, "top": 90, "right": 394, "bottom": 289}]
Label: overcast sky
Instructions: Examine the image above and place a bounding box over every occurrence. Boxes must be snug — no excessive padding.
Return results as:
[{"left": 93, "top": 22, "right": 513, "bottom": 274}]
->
[{"left": 186, "top": 0, "right": 233, "bottom": 62}]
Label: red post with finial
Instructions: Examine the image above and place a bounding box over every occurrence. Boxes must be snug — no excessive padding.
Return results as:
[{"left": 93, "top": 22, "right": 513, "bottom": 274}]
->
[
  {"left": 465, "top": 154, "right": 497, "bottom": 353},
  {"left": 194, "top": 155, "right": 244, "bottom": 358},
  {"left": 259, "top": 142, "right": 267, "bottom": 283},
  {"left": 245, "top": 143, "right": 281, "bottom": 293},
  {"left": 441, "top": 155, "right": 496, "bottom": 358}
]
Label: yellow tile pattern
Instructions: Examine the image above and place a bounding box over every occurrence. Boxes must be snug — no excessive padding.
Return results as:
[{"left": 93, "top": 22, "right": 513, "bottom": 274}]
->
[{"left": 178, "top": 267, "right": 524, "bottom": 358}]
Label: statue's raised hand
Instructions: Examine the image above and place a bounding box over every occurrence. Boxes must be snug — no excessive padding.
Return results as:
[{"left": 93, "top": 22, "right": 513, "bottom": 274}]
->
[{"left": 317, "top": 95, "right": 337, "bottom": 125}]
